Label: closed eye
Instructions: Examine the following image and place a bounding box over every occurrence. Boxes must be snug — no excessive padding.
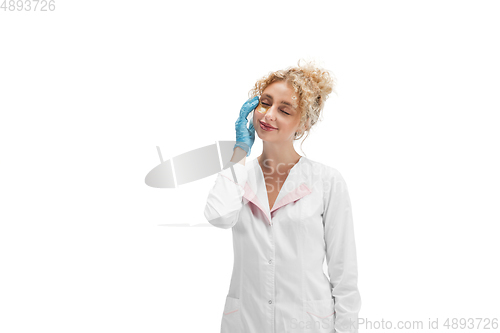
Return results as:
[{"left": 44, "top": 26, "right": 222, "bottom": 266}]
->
[{"left": 262, "top": 103, "right": 290, "bottom": 115}]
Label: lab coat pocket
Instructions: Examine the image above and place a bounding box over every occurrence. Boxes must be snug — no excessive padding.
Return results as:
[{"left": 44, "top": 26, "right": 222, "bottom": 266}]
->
[
  {"left": 221, "top": 296, "right": 242, "bottom": 333},
  {"left": 304, "top": 298, "right": 335, "bottom": 333}
]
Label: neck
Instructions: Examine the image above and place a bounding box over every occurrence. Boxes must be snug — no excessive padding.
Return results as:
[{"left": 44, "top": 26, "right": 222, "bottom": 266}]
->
[{"left": 258, "top": 142, "right": 302, "bottom": 174}]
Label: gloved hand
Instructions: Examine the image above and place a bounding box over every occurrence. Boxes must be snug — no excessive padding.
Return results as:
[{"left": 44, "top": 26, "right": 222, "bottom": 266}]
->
[{"left": 234, "top": 96, "right": 259, "bottom": 157}]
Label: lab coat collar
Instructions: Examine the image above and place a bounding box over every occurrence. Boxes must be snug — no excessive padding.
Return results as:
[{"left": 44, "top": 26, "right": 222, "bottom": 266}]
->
[{"left": 243, "top": 156, "right": 312, "bottom": 226}]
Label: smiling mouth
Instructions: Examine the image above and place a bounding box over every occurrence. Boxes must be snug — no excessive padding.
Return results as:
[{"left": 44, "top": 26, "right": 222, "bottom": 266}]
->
[{"left": 260, "top": 121, "right": 277, "bottom": 130}]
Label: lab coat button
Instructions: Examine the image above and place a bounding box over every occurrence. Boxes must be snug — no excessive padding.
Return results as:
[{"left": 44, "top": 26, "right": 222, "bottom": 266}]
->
[
  {"left": 268, "top": 259, "right": 273, "bottom": 264},
  {"left": 268, "top": 300, "right": 273, "bottom": 304}
]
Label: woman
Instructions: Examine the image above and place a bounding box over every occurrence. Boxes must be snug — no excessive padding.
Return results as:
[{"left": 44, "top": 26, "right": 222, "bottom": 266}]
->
[{"left": 204, "top": 60, "right": 361, "bottom": 333}]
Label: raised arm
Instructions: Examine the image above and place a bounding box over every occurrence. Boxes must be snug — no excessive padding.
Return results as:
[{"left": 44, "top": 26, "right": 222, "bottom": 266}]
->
[{"left": 203, "top": 147, "right": 248, "bottom": 229}]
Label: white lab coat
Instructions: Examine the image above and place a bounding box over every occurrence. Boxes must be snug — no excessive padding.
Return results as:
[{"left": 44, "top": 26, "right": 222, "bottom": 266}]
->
[{"left": 204, "top": 156, "right": 361, "bottom": 333}]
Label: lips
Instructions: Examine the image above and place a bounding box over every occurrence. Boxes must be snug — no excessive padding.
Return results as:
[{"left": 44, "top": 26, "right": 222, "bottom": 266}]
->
[{"left": 260, "top": 121, "right": 277, "bottom": 130}]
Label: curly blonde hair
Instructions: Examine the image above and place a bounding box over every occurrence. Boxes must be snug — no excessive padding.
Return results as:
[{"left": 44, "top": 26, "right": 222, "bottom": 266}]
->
[{"left": 248, "top": 59, "right": 337, "bottom": 153}]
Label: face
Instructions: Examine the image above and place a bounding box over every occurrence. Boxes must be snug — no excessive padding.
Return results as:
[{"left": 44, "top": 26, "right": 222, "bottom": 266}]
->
[{"left": 253, "top": 81, "right": 303, "bottom": 142}]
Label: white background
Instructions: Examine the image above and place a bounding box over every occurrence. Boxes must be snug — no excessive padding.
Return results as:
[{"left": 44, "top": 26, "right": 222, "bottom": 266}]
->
[{"left": 1, "top": 0, "right": 499, "bottom": 332}]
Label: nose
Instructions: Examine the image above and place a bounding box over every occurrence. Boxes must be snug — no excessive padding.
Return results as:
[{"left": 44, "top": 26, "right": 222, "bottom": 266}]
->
[{"left": 264, "top": 105, "right": 278, "bottom": 121}]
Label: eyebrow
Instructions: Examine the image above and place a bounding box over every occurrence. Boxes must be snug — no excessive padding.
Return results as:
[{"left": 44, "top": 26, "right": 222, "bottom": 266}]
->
[{"left": 261, "top": 93, "right": 296, "bottom": 110}]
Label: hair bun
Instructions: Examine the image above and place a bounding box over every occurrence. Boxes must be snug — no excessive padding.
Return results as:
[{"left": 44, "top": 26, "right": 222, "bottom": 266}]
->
[{"left": 297, "top": 59, "right": 336, "bottom": 101}]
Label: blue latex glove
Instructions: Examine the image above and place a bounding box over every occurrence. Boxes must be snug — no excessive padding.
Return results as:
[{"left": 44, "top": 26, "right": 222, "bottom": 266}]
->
[{"left": 234, "top": 96, "right": 259, "bottom": 157}]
